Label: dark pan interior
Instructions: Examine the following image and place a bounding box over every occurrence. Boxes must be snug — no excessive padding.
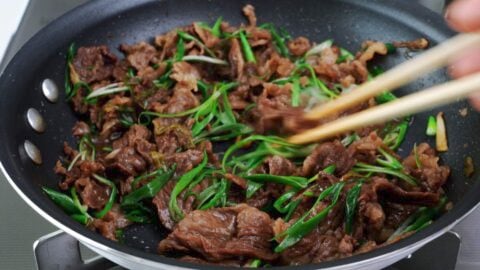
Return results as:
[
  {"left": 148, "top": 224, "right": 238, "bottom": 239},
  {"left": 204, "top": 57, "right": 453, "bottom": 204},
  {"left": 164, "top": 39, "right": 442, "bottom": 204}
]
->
[{"left": 1, "top": 0, "right": 480, "bottom": 269}]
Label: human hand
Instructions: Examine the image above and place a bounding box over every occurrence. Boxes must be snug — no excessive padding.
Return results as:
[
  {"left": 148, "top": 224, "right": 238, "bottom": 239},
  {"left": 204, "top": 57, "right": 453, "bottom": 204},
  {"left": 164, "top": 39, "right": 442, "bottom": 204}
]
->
[{"left": 445, "top": 0, "right": 480, "bottom": 109}]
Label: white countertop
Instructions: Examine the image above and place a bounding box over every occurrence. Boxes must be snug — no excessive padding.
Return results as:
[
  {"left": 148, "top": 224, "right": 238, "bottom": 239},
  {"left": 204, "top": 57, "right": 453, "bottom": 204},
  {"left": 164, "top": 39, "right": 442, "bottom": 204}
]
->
[{"left": 0, "top": 1, "right": 29, "bottom": 60}]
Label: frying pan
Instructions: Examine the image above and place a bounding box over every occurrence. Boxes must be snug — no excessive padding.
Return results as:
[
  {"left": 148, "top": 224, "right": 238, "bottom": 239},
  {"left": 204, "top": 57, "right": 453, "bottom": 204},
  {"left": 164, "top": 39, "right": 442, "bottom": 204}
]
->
[{"left": 0, "top": 0, "right": 478, "bottom": 269}]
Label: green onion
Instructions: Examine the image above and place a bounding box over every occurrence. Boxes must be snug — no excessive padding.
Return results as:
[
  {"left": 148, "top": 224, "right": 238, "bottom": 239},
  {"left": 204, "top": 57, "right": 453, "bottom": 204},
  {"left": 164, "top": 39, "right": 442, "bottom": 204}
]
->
[
  {"left": 65, "top": 43, "right": 76, "bottom": 100},
  {"left": 274, "top": 182, "right": 345, "bottom": 252},
  {"left": 211, "top": 17, "right": 223, "bottom": 37},
  {"left": 67, "top": 153, "right": 82, "bottom": 171},
  {"left": 375, "top": 92, "right": 397, "bottom": 104},
  {"left": 341, "top": 133, "right": 360, "bottom": 147},
  {"left": 174, "top": 37, "right": 185, "bottom": 62},
  {"left": 353, "top": 163, "right": 417, "bottom": 186},
  {"left": 295, "top": 63, "right": 337, "bottom": 98},
  {"left": 92, "top": 174, "right": 118, "bottom": 219},
  {"left": 414, "top": 143, "right": 423, "bottom": 169},
  {"left": 152, "top": 69, "right": 174, "bottom": 89},
  {"left": 369, "top": 66, "right": 398, "bottom": 104},
  {"left": 376, "top": 148, "right": 403, "bottom": 170},
  {"left": 169, "top": 153, "right": 208, "bottom": 221},
  {"left": 222, "top": 135, "right": 297, "bottom": 170},
  {"left": 260, "top": 23, "right": 290, "bottom": 57},
  {"left": 122, "top": 166, "right": 175, "bottom": 206},
  {"left": 426, "top": 116, "right": 437, "bottom": 136},
  {"left": 383, "top": 118, "right": 410, "bottom": 150},
  {"left": 239, "top": 30, "right": 256, "bottom": 63},
  {"left": 291, "top": 76, "right": 301, "bottom": 107},
  {"left": 198, "top": 17, "right": 223, "bottom": 37},
  {"left": 336, "top": 48, "right": 355, "bottom": 63},
  {"left": 389, "top": 197, "right": 447, "bottom": 240},
  {"left": 345, "top": 181, "right": 363, "bottom": 234},
  {"left": 273, "top": 190, "right": 297, "bottom": 213},
  {"left": 385, "top": 43, "right": 397, "bottom": 54},
  {"left": 177, "top": 31, "right": 215, "bottom": 57},
  {"left": 122, "top": 203, "right": 154, "bottom": 223},
  {"left": 246, "top": 181, "right": 263, "bottom": 199},
  {"left": 70, "top": 186, "right": 88, "bottom": 215},
  {"left": 139, "top": 82, "right": 237, "bottom": 123},
  {"left": 43, "top": 187, "right": 80, "bottom": 215},
  {"left": 322, "top": 164, "right": 336, "bottom": 175},
  {"left": 195, "top": 123, "right": 253, "bottom": 143},
  {"left": 198, "top": 179, "right": 229, "bottom": 210},
  {"left": 243, "top": 174, "right": 308, "bottom": 189},
  {"left": 249, "top": 259, "right": 262, "bottom": 268},
  {"left": 71, "top": 214, "right": 91, "bottom": 225}
]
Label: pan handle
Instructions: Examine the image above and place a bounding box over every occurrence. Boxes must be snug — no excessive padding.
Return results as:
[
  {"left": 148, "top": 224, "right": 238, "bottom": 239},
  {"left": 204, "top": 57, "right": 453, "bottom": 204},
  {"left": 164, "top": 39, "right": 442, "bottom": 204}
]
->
[{"left": 33, "top": 231, "right": 118, "bottom": 270}]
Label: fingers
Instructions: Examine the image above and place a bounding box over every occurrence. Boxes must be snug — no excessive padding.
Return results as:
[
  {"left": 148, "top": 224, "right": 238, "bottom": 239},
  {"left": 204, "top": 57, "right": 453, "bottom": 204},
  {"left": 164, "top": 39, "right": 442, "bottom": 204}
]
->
[
  {"left": 449, "top": 49, "right": 480, "bottom": 110},
  {"left": 445, "top": 0, "right": 480, "bottom": 32},
  {"left": 449, "top": 48, "right": 480, "bottom": 78}
]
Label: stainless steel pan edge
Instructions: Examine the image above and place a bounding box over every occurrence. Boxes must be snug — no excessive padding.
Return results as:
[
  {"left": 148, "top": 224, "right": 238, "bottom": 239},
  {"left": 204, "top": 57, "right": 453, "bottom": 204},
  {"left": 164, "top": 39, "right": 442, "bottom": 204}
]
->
[{"left": 3, "top": 161, "right": 479, "bottom": 269}]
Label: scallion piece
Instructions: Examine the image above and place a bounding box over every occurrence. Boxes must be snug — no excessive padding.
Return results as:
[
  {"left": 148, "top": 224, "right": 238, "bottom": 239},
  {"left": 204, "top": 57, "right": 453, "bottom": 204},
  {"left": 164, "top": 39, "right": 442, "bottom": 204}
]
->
[
  {"left": 169, "top": 154, "right": 208, "bottom": 221},
  {"left": 43, "top": 187, "right": 80, "bottom": 215},
  {"left": 92, "top": 174, "right": 118, "bottom": 219},
  {"left": 345, "top": 181, "right": 362, "bottom": 234},
  {"left": 122, "top": 165, "right": 175, "bottom": 206},
  {"left": 376, "top": 148, "right": 403, "bottom": 170},
  {"left": 291, "top": 76, "right": 301, "bottom": 107},
  {"left": 353, "top": 163, "right": 417, "bottom": 186},
  {"left": 182, "top": 55, "right": 228, "bottom": 65},
  {"left": 243, "top": 174, "right": 308, "bottom": 189},
  {"left": 426, "top": 115, "right": 437, "bottom": 136},
  {"left": 177, "top": 31, "right": 215, "bottom": 57},
  {"left": 239, "top": 30, "right": 256, "bottom": 63},
  {"left": 385, "top": 42, "right": 397, "bottom": 54},
  {"left": 274, "top": 182, "right": 345, "bottom": 252},
  {"left": 260, "top": 23, "right": 290, "bottom": 57}
]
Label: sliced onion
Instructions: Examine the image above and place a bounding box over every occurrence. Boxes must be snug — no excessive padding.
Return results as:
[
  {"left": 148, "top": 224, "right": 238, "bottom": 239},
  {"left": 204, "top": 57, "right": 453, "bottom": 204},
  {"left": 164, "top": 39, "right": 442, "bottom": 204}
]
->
[
  {"left": 86, "top": 82, "right": 129, "bottom": 99},
  {"left": 182, "top": 55, "right": 228, "bottom": 65},
  {"left": 105, "top": 148, "right": 121, "bottom": 160},
  {"left": 305, "top": 39, "right": 333, "bottom": 56},
  {"left": 435, "top": 112, "right": 448, "bottom": 152}
]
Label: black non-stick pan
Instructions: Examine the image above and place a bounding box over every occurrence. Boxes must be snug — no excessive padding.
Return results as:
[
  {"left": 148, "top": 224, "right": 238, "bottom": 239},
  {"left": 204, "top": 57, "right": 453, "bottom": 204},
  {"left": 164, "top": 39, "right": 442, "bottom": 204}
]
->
[{"left": 1, "top": 0, "right": 479, "bottom": 269}]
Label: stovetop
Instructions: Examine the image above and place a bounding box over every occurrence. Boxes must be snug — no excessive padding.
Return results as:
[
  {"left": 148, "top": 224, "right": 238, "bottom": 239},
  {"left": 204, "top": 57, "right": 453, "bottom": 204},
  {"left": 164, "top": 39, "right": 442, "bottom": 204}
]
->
[{"left": 1, "top": 1, "right": 479, "bottom": 269}]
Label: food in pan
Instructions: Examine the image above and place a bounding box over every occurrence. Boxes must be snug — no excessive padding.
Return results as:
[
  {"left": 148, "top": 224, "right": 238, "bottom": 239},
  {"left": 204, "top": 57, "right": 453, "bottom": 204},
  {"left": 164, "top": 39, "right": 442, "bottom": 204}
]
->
[{"left": 44, "top": 4, "right": 450, "bottom": 267}]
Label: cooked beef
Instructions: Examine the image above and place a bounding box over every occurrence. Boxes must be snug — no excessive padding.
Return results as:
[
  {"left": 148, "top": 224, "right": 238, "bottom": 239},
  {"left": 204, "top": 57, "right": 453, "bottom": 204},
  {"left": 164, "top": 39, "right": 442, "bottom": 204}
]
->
[
  {"left": 242, "top": 4, "right": 257, "bottom": 27},
  {"left": 54, "top": 5, "right": 450, "bottom": 267},
  {"left": 158, "top": 204, "right": 277, "bottom": 262},
  {"left": 72, "top": 121, "right": 90, "bottom": 137},
  {"left": 393, "top": 38, "right": 429, "bottom": 50},
  {"left": 288, "top": 37, "right": 311, "bottom": 56},
  {"left": 170, "top": 62, "right": 201, "bottom": 92},
  {"left": 348, "top": 132, "right": 384, "bottom": 163},
  {"left": 120, "top": 42, "right": 158, "bottom": 72},
  {"left": 71, "top": 46, "right": 117, "bottom": 83},
  {"left": 91, "top": 204, "right": 131, "bottom": 241},
  {"left": 402, "top": 143, "right": 450, "bottom": 191},
  {"left": 75, "top": 177, "right": 110, "bottom": 210},
  {"left": 229, "top": 38, "right": 245, "bottom": 79},
  {"left": 303, "top": 140, "right": 354, "bottom": 176},
  {"left": 358, "top": 41, "right": 388, "bottom": 63}
]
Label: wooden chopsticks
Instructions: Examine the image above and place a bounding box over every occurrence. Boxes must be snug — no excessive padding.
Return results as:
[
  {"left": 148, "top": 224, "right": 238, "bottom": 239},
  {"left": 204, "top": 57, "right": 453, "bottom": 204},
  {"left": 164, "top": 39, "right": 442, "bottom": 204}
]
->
[{"left": 288, "top": 33, "right": 480, "bottom": 144}]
